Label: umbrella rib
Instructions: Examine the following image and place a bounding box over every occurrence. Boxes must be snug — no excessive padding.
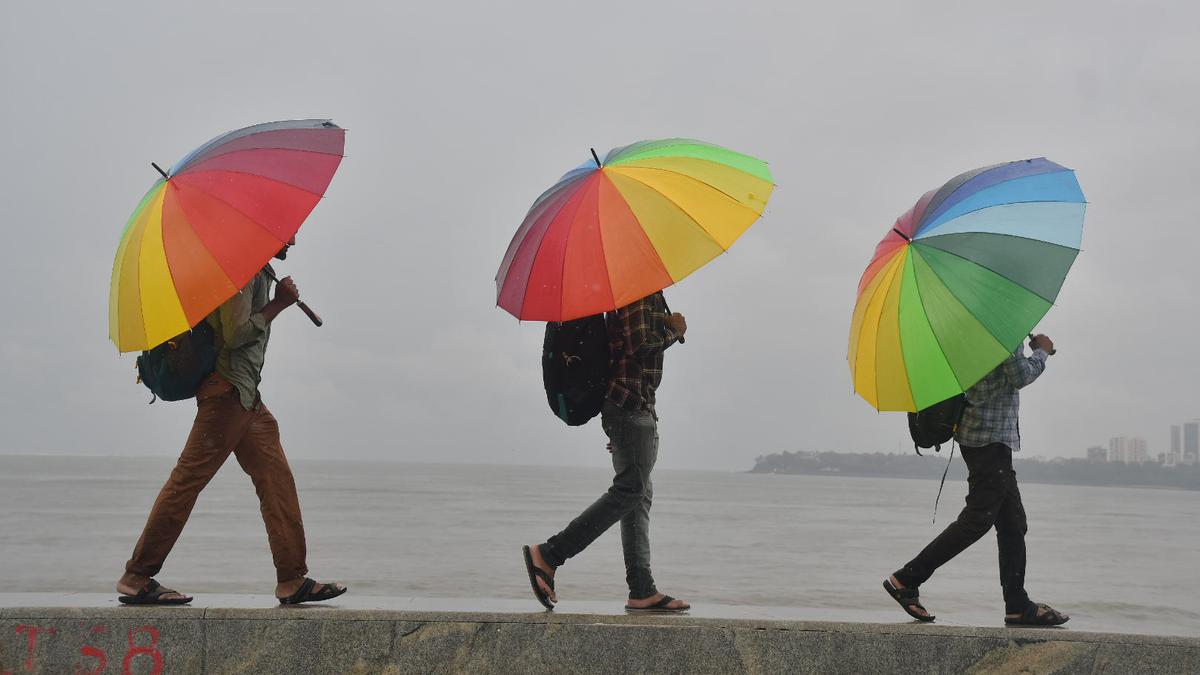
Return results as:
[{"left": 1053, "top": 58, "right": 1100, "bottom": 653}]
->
[
  {"left": 914, "top": 234, "right": 1079, "bottom": 305},
  {"left": 914, "top": 246, "right": 1023, "bottom": 361},
  {"left": 521, "top": 176, "right": 593, "bottom": 320},
  {"left": 497, "top": 177, "right": 583, "bottom": 287},
  {"left": 179, "top": 168, "right": 327, "bottom": 199},
  {"left": 173, "top": 178, "right": 293, "bottom": 247},
  {"left": 589, "top": 176, "right": 618, "bottom": 315},
  {"left": 615, "top": 174, "right": 727, "bottom": 253},
  {"left": 617, "top": 165, "right": 767, "bottom": 222},
  {"left": 913, "top": 196, "right": 1083, "bottom": 239},
  {"left": 869, "top": 249, "right": 906, "bottom": 408},
  {"left": 907, "top": 248, "right": 968, "bottom": 394},
  {"left": 614, "top": 159, "right": 771, "bottom": 212},
  {"left": 184, "top": 145, "right": 344, "bottom": 164}
]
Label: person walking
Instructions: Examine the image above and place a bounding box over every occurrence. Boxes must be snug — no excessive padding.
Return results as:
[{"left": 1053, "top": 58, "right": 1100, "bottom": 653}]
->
[
  {"left": 883, "top": 334, "right": 1069, "bottom": 626},
  {"left": 523, "top": 291, "right": 691, "bottom": 613},
  {"left": 115, "top": 237, "right": 346, "bottom": 606}
]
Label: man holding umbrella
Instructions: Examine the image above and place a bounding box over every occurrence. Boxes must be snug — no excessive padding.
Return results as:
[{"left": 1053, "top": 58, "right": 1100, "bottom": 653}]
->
[
  {"left": 883, "top": 335, "right": 1069, "bottom": 626},
  {"left": 524, "top": 291, "right": 691, "bottom": 612},
  {"left": 849, "top": 158, "right": 1087, "bottom": 626},
  {"left": 116, "top": 239, "right": 347, "bottom": 606},
  {"left": 499, "top": 139, "right": 774, "bottom": 610},
  {"left": 108, "top": 120, "right": 349, "bottom": 605}
]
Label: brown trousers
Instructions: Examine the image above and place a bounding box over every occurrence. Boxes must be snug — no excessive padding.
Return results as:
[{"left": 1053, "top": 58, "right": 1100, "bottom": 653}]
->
[{"left": 125, "top": 373, "right": 308, "bottom": 583}]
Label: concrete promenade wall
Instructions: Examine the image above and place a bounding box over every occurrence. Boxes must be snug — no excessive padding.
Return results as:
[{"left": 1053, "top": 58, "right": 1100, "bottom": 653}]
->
[{"left": 1, "top": 607, "right": 1197, "bottom": 674}]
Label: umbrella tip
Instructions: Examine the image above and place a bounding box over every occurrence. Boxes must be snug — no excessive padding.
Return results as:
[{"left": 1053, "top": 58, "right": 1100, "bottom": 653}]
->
[
  {"left": 151, "top": 162, "right": 169, "bottom": 180},
  {"left": 590, "top": 148, "right": 602, "bottom": 168}
]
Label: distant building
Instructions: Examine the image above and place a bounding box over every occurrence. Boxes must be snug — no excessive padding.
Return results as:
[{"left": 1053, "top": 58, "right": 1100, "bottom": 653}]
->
[
  {"left": 1185, "top": 422, "right": 1200, "bottom": 465},
  {"left": 1109, "top": 436, "right": 1129, "bottom": 464},
  {"left": 1172, "top": 425, "right": 1182, "bottom": 454},
  {"left": 1130, "top": 437, "right": 1149, "bottom": 464},
  {"left": 1087, "top": 446, "right": 1108, "bottom": 462}
]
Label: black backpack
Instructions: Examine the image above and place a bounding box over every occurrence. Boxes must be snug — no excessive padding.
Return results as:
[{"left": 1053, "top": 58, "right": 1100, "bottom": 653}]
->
[
  {"left": 136, "top": 320, "right": 218, "bottom": 403},
  {"left": 542, "top": 314, "right": 610, "bottom": 426},
  {"left": 907, "top": 394, "right": 967, "bottom": 454}
]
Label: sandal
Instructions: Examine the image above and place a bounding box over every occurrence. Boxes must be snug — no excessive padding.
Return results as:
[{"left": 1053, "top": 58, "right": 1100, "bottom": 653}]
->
[
  {"left": 625, "top": 594, "right": 689, "bottom": 613},
  {"left": 1005, "top": 602, "right": 1069, "bottom": 626},
  {"left": 522, "top": 545, "right": 555, "bottom": 609},
  {"left": 277, "top": 578, "right": 347, "bottom": 605},
  {"left": 883, "top": 579, "right": 935, "bottom": 622},
  {"left": 118, "top": 579, "right": 193, "bottom": 605}
]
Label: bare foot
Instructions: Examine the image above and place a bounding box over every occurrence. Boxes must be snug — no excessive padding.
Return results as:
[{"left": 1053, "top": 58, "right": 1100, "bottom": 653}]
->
[
  {"left": 527, "top": 544, "right": 558, "bottom": 603},
  {"left": 116, "top": 573, "right": 191, "bottom": 602},
  {"left": 626, "top": 592, "right": 689, "bottom": 611},
  {"left": 888, "top": 575, "right": 930, "bottom": 619}
]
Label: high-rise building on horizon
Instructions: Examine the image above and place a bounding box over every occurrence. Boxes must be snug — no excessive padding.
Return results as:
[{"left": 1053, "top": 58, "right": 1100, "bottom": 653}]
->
[
  {"left": 1185, "top": 421, "right": 1199, "bottom": 465},
  {"left": 1131, "top": 437, "right": 1149, "bottom": 464},
  {"left": 1171, "top": 425, "right": 1181, "bottom": 454},
  {"left": 1110, "top": 436, "right": 1129, "bottom": 464}
]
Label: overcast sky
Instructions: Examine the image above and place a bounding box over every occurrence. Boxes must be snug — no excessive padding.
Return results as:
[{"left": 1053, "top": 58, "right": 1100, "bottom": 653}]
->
[{"left": 2, "top": 1, "right": 1197, "bottom": 471}]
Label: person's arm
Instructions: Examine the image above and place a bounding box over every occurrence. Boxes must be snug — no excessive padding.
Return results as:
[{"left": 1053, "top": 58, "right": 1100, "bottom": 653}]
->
[
  {"left": 218, "top": 275, "right": 298, "bottom": 349},
  {"left": 620, "top": 297, "right": 679, "bottom": 358},
  {"left": 1002, "top": 346, "right": 1048, "bottom": 390}
]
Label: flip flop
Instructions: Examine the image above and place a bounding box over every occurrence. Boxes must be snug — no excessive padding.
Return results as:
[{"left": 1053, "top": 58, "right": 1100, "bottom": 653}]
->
[
  {"left": 118, "top": 579, "right": 193, "bottom": 605},
  {"left": 522, "top": 545, "right": 555, "bottom": 609},
  {"left": 883, "top": 579, "right": 935, "bottom": 622},
  {"left": 277, "top": 578, "right": 347, "bottom": 605},
  {"left": 625, "top": 595, "right": 689, "bottom": 613},
  {"left": 1005, "top": 602, "right": 1069, "bottom": 627}
]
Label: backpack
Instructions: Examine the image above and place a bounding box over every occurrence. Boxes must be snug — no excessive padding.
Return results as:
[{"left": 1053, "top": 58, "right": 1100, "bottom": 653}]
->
[
  {"left": 907, "top": 394, "right": 967, "bottom": 454},
  {"left": 135, "top": 320, "right": 218, "bottom": 403},
  {"left": 542, "top": 314, "right": 610, "bottom": 425}
]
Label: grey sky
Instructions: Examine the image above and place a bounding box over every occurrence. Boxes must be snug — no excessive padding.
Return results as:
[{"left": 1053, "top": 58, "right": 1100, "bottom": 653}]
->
[{"left": 2, "top": 1, "right": 1197, "bottom": 471}]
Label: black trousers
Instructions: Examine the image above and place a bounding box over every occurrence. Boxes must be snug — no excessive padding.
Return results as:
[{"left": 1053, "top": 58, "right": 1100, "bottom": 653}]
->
[{"left": 893, "top": 443, "right": 1031, "bottom": 614}]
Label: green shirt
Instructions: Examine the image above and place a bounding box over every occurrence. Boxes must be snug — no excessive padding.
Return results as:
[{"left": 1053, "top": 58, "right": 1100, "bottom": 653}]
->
[{"left": 207, "top": 267, "right": 273, "bottom": 410}]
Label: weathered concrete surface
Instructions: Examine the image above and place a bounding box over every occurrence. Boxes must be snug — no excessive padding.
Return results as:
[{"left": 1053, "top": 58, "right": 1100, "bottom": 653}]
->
[{"left": 1, "top": 606, "right": 1197, "bottom": 674}]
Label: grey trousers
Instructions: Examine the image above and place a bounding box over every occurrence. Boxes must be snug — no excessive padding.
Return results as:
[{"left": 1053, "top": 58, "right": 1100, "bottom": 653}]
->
[{"left": 540, "top": 401, "right": 660, "bottom": 598}]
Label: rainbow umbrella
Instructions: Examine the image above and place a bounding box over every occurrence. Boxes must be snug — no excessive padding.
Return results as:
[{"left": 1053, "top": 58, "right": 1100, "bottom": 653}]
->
[
  {"left": 109, "top": 119, "right": 345, "bottom": 352},
  {"left": 849, "top": 158, "right": 1086, "bottom": 412},
  {"left": 496, "top": 139, "right": 773, "bottom": 320}
]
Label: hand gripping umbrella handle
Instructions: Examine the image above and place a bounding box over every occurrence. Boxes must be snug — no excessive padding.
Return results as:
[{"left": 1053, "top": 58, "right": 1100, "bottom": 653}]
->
[
  {"left": 1028, "top": 333, "right": 1055, "bottom": 355},
  {"left": 662, "top": 297, "right": 685, "bottom": 345},
  {"left": 263, "top": 269, "right": 323, "bottom": 327}
]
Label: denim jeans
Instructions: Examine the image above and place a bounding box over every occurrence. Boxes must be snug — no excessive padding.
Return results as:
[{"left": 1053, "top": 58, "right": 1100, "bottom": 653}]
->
[
  {"left": 893, "top": 443, "right": 1031, "bottom": 614},
  {"left": 540, "top": 401, "right": 659, "bottom": 599}
]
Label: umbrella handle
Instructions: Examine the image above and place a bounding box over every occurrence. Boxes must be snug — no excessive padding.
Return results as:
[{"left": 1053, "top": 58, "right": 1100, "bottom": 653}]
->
[
  {"left": 296, "top": 300, "right": 323, "bottom": 327},
  {"left": 263, "top": 268, "right": 323, "bottom": 327}
]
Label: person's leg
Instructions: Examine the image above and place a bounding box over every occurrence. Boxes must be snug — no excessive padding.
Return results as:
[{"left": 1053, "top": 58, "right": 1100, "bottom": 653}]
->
[
  {"left": 892, "top": 444, "right": 1009, "bottom": 590},
  {"left": 119, "top": 376, "right": 248, "bottom": 595},
  {"left": 539, "top": 404, "right": 656, "bottom": 570},
  {"left": 992, "top": 448, "right": 1031, "bottom": 614},
  {"left": 614, "top": 411, "right": 658, "bottom": 600},
  {"left": 231, "top": 401, "right": 343, "bottom": 601}
]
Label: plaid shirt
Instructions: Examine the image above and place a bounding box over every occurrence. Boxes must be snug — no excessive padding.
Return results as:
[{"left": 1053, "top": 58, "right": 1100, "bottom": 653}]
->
[
  {"left": 605, "top": 292, "right": 680, "bottom": 413},
  {"left": 954, "top": 347, "right": 1048, "bottom": 452}
]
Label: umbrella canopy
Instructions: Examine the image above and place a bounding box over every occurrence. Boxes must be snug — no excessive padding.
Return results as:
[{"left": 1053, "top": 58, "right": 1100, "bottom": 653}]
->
[
  {"left": 496, "top": 139, "right": 773, "bottom": 321},
  {"left": 849, "top": 158, "right": 1086, "bottom": 412},
  {"left": 109, "top": 119, "right": 345, "bottom": 352}
]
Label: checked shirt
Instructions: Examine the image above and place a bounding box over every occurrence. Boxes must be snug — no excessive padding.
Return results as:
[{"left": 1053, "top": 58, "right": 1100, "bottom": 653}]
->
[
  {"left": 605, "top": 292, "right": 680, "bottom": 414},
  {"left": 954, "top": 347, "right": 1049, "bottom": 452}
]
